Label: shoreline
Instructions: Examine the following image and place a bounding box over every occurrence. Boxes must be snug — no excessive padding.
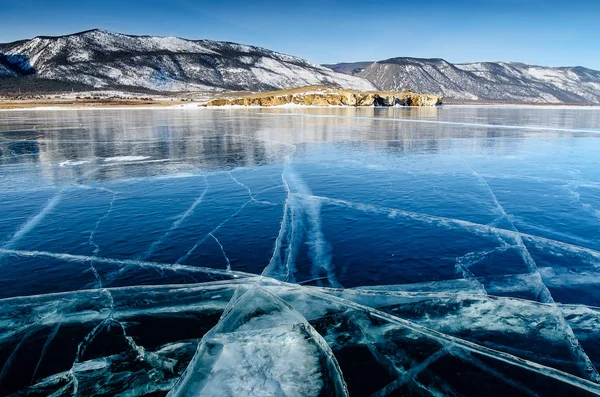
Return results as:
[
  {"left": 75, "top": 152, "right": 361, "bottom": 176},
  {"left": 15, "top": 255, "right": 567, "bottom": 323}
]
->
[
  {"left": 0, "top": 99, "right": 193, "bottom": 111},
  {"left": 1, "top": 100, "right": 600, "bottom": 112}
]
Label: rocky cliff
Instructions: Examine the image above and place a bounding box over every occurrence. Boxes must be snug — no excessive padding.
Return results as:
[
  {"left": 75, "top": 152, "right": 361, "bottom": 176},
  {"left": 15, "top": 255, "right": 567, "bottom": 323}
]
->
[{"left": 203, "top": 86, "right": 442, "bottom": 107}]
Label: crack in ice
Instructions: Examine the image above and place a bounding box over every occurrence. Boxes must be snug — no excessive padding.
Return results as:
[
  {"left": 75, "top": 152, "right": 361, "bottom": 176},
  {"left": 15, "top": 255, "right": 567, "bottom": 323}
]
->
[
  {"left": 0, "top": 329, "right": 35, "bottom": 388},
  {"left": 372, "top": 346, "right": 450, "bottom": 397},
  {"left": 30, "top": 323, "right": 61, "bottom": 386},
  {"left": 176, "top": 199, "right": 253, "bottom": 265},
  {"left": 0, "top": 191, "right": 63, "bottom": 251},
  {"left": 261, "top": 157, "right": 340, "bottom": 287},
  {"left": 262, "top": 155, "right": 296, "bottom": 282},
  {"left": 209, "top": 232, "right": 232, "bottom": 271},
  {"left": 456, "top": 351, "right": 543, "bottom": 397},
  {"left": 141, "top": 175, "right": 209, "bottom": 260},
  {"left": 304, "top": 286, "right": 600, "bottom": 394},
  {"left": 87, "top": 188, "right": 118, "bottom": 290},
  {"left": 467, "top": 162, "right": 600, "bottom": 383},
  {"left": 454, "top": 248, "right": 505, "bottom": 294},
  {"left": 176, "top": 182, "right": 284, "bottom": 265},
  {"left": 299, "top": 193, "right": 600, "bottom": 266},
  {"left": 566, "top": 181, "right": 600, "bottom": 223},
  {"left": 0, "top": 248, "right": 251, "bottom": 278},
  {"left": 230, "top": 172, "right": 277, "bottom": 206}
]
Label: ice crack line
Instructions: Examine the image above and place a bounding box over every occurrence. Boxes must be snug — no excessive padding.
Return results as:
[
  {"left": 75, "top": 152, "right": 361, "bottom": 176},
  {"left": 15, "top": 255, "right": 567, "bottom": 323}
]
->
[
  {"left": 88, "top": 188, "right": 117, "bottom": 290},
  {"left": 308, "top": 287, "right": 600, "bottom": 394},
  {"left": 68, "top": 316, "right": 168, "bottom": 395},
  {"left": 0, "top": 190, "right": 64, "bottom": 251},
  {"left": 230, "top": 172, "right": 277, "bottom": 206},
  {"left": 457, "top": 351, "right": 543, "bottom": 397},
  {"left": 283, "top": 197, "right": 300, "bottom": 284},
  {"left": 286, "top": 167, "right": 339, "bottom": 288},
  {"left": 30, "top": 323, "right": 61, "bottom": 386},
  {"left": 68, "top": 188, "right": 123, "bottom": 393},
  {"left": 296, "top": 192, "right": 340, "bottom": 288},
  {"left": 176, "top": 179, "right": 283, "bottom": 265},
  {"left": 141, "top": 175, "right": 209, "bottom": 260},
  {"left": 0, "top": 248, "right": 248, "bottom": 278},
  {"left": 300, "top": 193, "right": 600, "bottom": 263},
  {"left": 466, "top": 162, "right": 600, "bottom": 383},
  {"left": 176, "top": 199, "right": 252, "bottom": 265},
  {"left": 0, "top": 329, "right": 34, "bottom": 387},
  {"left": 209, "top": 232, "right": 232, "bottom": 271},
  {"left": 372, "top": 346, "right": 451, "bottom": 397},
  {"left": 454, "top": 248, "right": 504, "bottom": 294},
  {"left": 2, "top": 172, "right": 107, "bottom": 243},
  {"left": 62, "top": 250, "right": 176, "bottom": 395},
  {"left": 262, "top": 155, "right": 295, "bottom": 282},
  {"left": 565, "top": 181, "right": 600, "bottom": 223},
  {"left": 262, "top": 160, "right": 340, "bottom": 287}
]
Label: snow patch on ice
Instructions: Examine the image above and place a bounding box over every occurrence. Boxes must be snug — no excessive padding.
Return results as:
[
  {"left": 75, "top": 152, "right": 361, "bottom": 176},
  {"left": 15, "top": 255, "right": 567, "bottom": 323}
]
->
[
  {"left": 59, "top": 159, "right": 91, "bottom": 167},
  {"left": 103, "top": 156, "right": 150, "bottom": 162}
]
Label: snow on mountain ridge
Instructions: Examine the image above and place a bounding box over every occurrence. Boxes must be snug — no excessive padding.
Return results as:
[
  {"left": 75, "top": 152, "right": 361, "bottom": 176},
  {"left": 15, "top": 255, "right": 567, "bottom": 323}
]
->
[
  {"left": 332, "top": 57, "right": 600, "bottom": 104},
  {"left": 0, "top": 29, "right": 375, "bottom": 92}
]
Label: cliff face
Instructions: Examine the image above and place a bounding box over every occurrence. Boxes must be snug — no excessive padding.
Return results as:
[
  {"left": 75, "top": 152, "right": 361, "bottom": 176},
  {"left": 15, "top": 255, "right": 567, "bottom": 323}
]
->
[{"left": 203, "top": 87, "right": 442, "bottom": 107}]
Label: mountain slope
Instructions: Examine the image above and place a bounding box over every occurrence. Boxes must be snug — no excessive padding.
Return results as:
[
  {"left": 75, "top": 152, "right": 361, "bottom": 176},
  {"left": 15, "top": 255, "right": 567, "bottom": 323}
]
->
[
  {"left": 0, "top": 29, "right": 376, "bottom": 92},
  {"left": 321, "top": 62, "right": 373, "bottom": 76},
  {"left": 327, "top": 58, "right": 600, "bottom": 104}
]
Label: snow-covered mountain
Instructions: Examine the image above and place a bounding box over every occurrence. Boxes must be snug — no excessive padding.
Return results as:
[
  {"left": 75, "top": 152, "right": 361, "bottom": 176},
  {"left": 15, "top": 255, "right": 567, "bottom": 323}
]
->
[
  {"left": 327, "top": 58, "right": 600, "bottom": 104},
  {"left": 4, "top": 29, "right": 599, "bottom": 103},
  {"left": 0, "top": 29, "right": 376, "bottom": 92}
]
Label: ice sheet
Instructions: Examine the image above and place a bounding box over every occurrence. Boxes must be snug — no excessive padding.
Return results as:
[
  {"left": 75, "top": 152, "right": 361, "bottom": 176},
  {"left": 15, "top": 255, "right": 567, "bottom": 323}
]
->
[{"left": 1, "top": 107, "right": 600, "bottom": 395}]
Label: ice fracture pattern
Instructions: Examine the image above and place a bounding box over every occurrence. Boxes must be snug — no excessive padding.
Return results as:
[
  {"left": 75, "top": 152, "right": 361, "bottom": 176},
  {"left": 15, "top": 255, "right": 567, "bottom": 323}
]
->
[{"left": 1, "top": 106, "right": 600, "bottom": 396}]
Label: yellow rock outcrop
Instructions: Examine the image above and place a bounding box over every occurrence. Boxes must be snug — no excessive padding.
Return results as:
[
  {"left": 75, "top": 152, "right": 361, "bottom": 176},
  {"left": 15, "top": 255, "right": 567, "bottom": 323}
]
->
[{"left": 202, "top": 86, "right": 443, "bottom": 107}]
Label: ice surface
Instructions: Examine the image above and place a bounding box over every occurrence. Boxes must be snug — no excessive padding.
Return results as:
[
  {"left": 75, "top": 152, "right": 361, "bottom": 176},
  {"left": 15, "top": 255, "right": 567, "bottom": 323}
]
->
[
  {"left": 0, "top": 191, "right": 63, "bottom": 250},
  {"left": 262, "top": 163, "right": 340, "bottom": 287},
  {"left": 168, "top": 286, "right": 348, "bottom": 397},
  {"left": 1, "top": 107, "right": 600, "bottom": 395},
  {"left": 1, "top": 280, "right": 600, "bottom": 395},
  {"left": 330, "top": 288, "right": 598, "bottom": 377}
]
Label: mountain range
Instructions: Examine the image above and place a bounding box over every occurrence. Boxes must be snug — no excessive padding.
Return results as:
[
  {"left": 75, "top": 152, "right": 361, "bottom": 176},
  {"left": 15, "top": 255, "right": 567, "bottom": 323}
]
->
[
  {"left": 326, "top": 59, "right": 600, "bottom": 104},
  {"left": 1, "top": 29, "right": 600, "bottom": 104},
  {"left": 0, "top": 29, "right": 375, "bottom": 93}
]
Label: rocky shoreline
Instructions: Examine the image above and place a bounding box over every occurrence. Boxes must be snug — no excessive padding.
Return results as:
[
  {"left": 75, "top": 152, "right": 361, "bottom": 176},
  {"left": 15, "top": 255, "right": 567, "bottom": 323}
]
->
[{"left": 202, "top": 86, "right": 443, "bottom": 107}]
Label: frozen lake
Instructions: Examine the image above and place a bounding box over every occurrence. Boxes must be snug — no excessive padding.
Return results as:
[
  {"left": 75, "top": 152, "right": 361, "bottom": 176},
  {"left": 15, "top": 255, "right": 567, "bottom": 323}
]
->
[{"left": 1, "top": 106, "right": 600, "bottom": 396}]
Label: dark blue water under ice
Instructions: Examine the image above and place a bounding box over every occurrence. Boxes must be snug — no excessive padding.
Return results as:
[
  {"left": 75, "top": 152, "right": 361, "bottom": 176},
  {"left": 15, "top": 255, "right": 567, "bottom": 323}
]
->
[{"left": 1, "top": 106, "right": 600, "bottom": 396}]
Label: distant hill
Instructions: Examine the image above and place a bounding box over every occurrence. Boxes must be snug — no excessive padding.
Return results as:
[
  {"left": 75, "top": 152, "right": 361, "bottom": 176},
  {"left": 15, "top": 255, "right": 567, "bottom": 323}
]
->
[
  {"left": 0, "top": 29, "right": 376, "bottom": 93},
  {"left": 325, "top": 58, "right": 600, "bottom": 104},
  {"left": 3, "top": 29, "right": 599, "bottom": 104},
  {"left": 321, "top": 62, "right": 373, "bottom": 76}
]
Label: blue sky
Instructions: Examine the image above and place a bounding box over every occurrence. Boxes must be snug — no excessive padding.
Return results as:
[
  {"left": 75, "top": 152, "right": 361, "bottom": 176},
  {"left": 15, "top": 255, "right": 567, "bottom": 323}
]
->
[{"left": 1, "top": 0, "right": 598, "bottom": 69}]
